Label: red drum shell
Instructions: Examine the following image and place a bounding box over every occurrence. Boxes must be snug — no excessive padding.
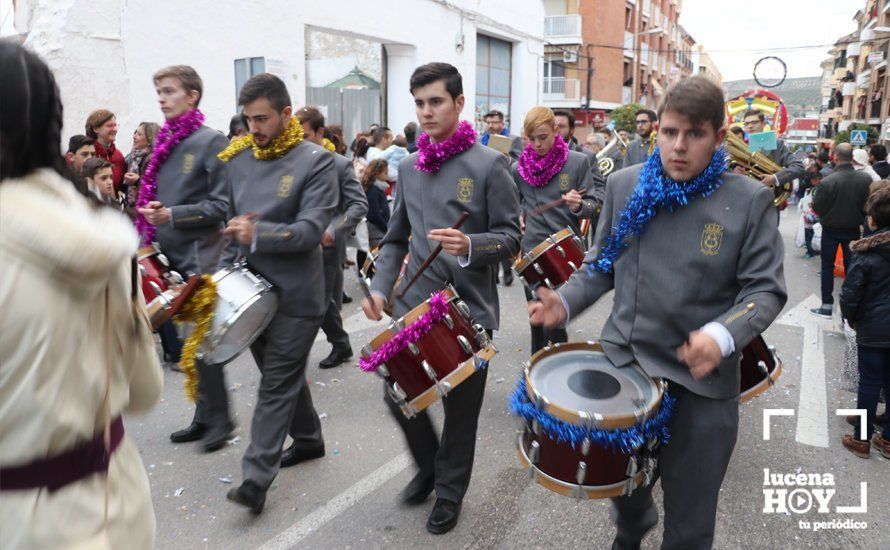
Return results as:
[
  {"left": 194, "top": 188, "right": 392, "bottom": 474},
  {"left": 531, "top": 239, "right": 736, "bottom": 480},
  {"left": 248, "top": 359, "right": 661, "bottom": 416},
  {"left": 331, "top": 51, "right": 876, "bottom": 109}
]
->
[{"left": 514, "top": 228, "right": 586, "bottom": 288}]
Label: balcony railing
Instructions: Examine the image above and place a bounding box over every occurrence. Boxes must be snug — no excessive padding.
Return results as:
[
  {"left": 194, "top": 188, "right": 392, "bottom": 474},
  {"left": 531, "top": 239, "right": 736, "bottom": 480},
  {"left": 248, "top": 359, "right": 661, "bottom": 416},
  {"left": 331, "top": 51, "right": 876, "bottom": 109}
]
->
[
  {"left": 544, "top": 15, "right": 582, "bottom": 44},
  {"left": 543, "top": 77, "right": 581, "bottom": 102}
]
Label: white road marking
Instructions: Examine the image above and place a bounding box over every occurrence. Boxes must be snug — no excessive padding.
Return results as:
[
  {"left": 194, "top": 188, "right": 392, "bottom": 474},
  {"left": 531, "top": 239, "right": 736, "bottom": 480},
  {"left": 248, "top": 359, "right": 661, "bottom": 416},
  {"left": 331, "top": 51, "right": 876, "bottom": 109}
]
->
[
  {"left": 258, "top": 452, "right": 411, "bottom": 550},
  {"left": 314, "top": 309, "right": 389, "bottom": 343},
  {"left": 775, "top": 293, "right": 834, "bottom": 447}
]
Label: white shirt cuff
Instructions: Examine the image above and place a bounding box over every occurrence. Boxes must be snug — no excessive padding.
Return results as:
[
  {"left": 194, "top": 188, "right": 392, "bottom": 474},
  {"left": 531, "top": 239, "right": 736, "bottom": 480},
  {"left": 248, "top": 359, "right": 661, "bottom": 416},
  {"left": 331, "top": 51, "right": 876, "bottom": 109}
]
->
[
  {"left": 250, "top": 228, "right": 258, "bottom": 253},
  {"left": 701, "top": 322, "right": 736, "bottom": 358},
  {"left": 457, "top": 236, "right": 472, "bottom": 268}
]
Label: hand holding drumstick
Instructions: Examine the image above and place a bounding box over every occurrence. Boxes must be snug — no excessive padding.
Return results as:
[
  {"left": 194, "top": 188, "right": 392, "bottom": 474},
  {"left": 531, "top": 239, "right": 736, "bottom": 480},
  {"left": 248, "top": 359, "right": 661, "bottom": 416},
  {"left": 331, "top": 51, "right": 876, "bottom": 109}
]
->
[{"left": 223, "top": 212, "right": 259, "bottom": 245}]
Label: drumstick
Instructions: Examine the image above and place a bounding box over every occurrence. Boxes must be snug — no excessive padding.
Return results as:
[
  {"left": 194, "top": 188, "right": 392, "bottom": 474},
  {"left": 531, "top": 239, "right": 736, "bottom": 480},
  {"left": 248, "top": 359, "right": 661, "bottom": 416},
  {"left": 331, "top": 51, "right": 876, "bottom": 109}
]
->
[
  {"left": 356, "top": 264, "right": 372, "bottom": 300},
  {"left": 526, "top": 188, "right": 587, "bottom": 217},
  {"left": 397, "top": 211, "right": 470, "bottom": 300}
]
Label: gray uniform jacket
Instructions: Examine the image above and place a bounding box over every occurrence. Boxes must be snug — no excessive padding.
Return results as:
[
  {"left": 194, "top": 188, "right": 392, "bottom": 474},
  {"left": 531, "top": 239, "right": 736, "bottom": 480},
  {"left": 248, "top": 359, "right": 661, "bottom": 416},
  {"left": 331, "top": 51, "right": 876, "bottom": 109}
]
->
[
  {"left": 622, "top": 136, "right": 655, "bottom": 169},
  {"left": 327, "top": 153, "right": 369, "bottom": 261},
  {"left": 370, "top": 143, "right": 521, "bottom": 330},
  {"left": 764, "top": 139, "right": 805, "bottom": 186},
  {"left": 568, "top": 140, "right": 607, "bottom": 209},
  {"left": 511, "top": 151, "right": 596, "bottom": 251},
  {"left": 155, "top": 126, "right": 229, "bottom": 275},
  {"left": 559, "top": 165, "right": 787, "bottom": 398},
  {"left": 220, "top": 141, "right": 338, "bottom": 317}
]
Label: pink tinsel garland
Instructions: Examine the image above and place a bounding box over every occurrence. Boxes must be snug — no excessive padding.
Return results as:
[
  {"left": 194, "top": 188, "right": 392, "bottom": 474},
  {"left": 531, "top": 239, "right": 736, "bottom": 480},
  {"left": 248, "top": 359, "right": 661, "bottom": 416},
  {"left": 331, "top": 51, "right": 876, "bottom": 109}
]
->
[
  {"left": 517, "top": 134, "right": 569, "bottom": 188},
  {"left": 135, "top": 109, "right": 205, "bottom": 245},
  {"left": 358, "top": 291, "right": 450, "bottom": 372},
  {"left": 414, "top": 121, "right": 477, "bottom": 174}
]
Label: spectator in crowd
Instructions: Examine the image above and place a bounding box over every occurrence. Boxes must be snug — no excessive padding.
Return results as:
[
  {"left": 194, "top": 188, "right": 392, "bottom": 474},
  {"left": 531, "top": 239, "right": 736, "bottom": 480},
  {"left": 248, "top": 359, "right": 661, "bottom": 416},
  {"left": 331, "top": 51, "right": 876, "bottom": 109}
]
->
[
  {"left": 123, "top": 121, "right": 160, "bottom": 216},
  {"left": 799, "top": 175, "right": 820, "bottom": 258},
  {"left": 617, "top": 129, "right": 630, "bottom": 143},
  {"left": 327, "top": 124, "right": 348, "bottom": 155},
  {"left": 0, "top": 41, "right": 161, "bottom": 549},
  {"left": 840, "top": 187, "right": 890, "bottom": 459},
  {"left": 404, "top": 121, "right": 418, "bottom": 153},
  {"left": 64, "top": 134, "right": 95, "bottom": 185},
  {"left": 81, "top": 157, "right": 118, "bottom": 205},
  {"left": 227, "top": 113, "right": 248, "bottom": 140},
  {"left": 352, "top": 135, "right": 371, "bottom": 179},
  {"left": 739, "top": 109, "right": 806, "bottom": 191},
  {"left": 385, "top": 135, "right": 409, "bottom": 180},
  {"left": 869, "top": 144, "right": 890, "bottom": 179},
  {"left": 729, "top": 126, "right": 745, "bottom": 140},
  {"left": 361, "top": 158, "right": 391, "bottom": 251},
  {"left": 85, "top": 109, "right": 126, "bottom": 192},
  {"left": 367, "top": 126, "right": 394, "bottom": 161},
  {"left": 853, "top": 148, "right": 881, "bottom": 182},
  {"left": 811, "top": 143, "right": 873, "bottom": 318}
]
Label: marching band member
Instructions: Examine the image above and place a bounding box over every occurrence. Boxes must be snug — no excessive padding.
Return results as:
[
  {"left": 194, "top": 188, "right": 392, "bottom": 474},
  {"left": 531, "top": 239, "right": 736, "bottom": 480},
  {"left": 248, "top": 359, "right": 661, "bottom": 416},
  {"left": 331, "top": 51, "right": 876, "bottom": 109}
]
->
[
  {"left": 219, "top": 73, "right": 338, "bottom": 514},
  {"left": 530, "top": 76, "right": 786, "bottom": 550},
  {"left": 362, "top": 62, "right": 520, "bottom": 534},
  {"left": 622, "top": 108, "right": 658, "bottom": 168},
  {"left": 512, "top": 106, "right": 597, "bottom": 353},
  {"left": 136, "top": 65, "right": 233, "bottom": 453},
  {"left": 295, "top": 106, "right": 368, "bottom": 376}
]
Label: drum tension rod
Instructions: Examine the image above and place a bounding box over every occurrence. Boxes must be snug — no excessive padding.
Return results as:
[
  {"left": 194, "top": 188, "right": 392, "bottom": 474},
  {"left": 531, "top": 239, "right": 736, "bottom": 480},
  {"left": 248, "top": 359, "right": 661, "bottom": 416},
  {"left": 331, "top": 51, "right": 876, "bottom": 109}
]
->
[
  {"left": 533, "top": 263, "right": 545, "bottom": 275},
  {"left": 571, "top": 462, "right": 588, "bottom": 499},
  {"left": 442, "top": 314, "right": 454, "bottom": 330},
  {"left": 457, "top": 335, "right": 473, "bottom": 355},
  {"left": 626, "top": 455, "right": 638, "bottom": 477},
  {"left": 567, "top": 261, "right": 578, "bottom": 272},
  {"left": 376, "top": 364, "right": 390, "bottom": 378},
  {"left": 580, "top": 438, "right": 591, "bottom": 456},
  {"left": 555, "top": 245, "right": 566, "bottom": 258},
  {"left": 407, "top": 342, "right": 421, "bottom": 356},
  {"left": 528, "top": 440, "right": 541, "bottom": 478},
  {"left": 544, "top": 278, "right": 554, "bottom": 289}
]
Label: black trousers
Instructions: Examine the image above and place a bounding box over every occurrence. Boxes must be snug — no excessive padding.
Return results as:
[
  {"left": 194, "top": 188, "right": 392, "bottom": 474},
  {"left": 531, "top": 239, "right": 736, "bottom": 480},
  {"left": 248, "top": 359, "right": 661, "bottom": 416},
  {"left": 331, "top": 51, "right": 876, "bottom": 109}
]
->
[
  {"left": 524, "top": 286, "right": 567, "bottom": 353},
  {"left": 382, "top": 331, "right": 492, "bottom": 503},
  {"left": 320, "top": 246, "right": 350, "bottom": 351},
  {"left": 610, "top": 383, "right": 739, "bottom": 550},
  {"left": 192, "top": 359, "right": 230, "bottom": 429}
]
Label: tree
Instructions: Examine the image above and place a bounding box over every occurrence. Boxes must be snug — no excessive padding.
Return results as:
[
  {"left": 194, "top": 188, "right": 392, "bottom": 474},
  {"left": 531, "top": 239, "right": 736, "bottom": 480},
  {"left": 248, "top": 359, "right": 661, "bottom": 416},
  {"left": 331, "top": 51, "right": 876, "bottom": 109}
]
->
[
  {"left": 610, "top": 102, "right": 644, "bottom": 134},
  {"left": 834, "top": 123, "right": 879, "bottom": 146}
]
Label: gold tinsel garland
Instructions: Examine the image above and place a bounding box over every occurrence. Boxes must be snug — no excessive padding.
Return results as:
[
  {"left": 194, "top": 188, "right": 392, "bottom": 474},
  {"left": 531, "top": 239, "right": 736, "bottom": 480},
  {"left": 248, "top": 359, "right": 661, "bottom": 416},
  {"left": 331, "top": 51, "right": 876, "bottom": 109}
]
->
[
  {"left": 322, "top": 138, "right": 336, "bottom": 152},
  {"left": 647, "top": 130, "right": 657, "bottom": 156},
  {"left": 175, "top": 275, "right": 217, "bottom": 402},
  {"left": 217, "top": 116, "right": 304, "bottom": 163}
]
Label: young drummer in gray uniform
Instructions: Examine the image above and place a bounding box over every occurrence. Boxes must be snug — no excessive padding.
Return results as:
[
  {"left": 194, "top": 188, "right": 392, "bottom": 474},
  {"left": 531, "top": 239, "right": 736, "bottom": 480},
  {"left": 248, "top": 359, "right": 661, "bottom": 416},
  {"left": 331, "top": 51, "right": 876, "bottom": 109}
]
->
[
  {"left": 296, "top": 107, "right": 368, "bottom": 377},
  {"left": 530, "top": 76, "right": 787, "bottom": 550},
  {"left": 362, "top": 63, "right": 520, "bottom": 535},
  {"left": 512, "top": 106, "right": 597, "bottom": 353},
  {"left": 136, "top": 65, "right": 233, "bottom": 452},
  {"left": 218, "top": 74, "right": 338, "bottom": 514}
]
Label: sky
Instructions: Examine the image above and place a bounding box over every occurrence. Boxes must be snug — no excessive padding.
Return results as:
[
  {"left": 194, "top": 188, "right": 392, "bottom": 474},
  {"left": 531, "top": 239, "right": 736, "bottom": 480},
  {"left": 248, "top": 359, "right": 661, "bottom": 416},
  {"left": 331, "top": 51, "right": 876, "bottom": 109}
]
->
[{"left": 679, "top": 0, "right": 866, "bottom": 82}]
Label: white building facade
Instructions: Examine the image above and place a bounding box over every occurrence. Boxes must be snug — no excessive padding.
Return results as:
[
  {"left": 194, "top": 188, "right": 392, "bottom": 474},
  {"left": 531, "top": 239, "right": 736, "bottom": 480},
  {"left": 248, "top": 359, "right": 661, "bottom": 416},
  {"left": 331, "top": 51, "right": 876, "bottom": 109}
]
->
[{"left": 7, "top": 0, "right": 544, "bottom": 144}]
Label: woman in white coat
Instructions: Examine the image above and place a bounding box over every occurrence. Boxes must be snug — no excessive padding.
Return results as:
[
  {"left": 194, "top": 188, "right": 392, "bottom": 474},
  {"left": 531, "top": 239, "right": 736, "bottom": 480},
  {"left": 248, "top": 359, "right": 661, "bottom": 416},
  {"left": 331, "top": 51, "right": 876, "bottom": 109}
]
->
[{"left": 0, "top": 43, "right": 162, "bottom": 549}]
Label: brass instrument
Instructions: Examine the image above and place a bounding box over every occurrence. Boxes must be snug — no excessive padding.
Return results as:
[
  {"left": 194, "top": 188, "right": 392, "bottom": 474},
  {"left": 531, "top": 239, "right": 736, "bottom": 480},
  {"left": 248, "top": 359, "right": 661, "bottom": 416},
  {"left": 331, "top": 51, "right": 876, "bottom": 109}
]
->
[
  {"left": 725, "top": 132, "right": 791, "bottom": 207},
  {"left": 596, "top": 132, "right": 628, "bottom": 176}
]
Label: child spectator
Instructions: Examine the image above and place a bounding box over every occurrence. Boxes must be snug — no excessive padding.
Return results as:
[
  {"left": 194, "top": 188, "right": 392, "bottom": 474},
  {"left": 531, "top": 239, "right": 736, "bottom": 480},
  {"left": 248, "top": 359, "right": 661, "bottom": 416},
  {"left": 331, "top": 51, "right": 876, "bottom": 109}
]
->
[
  {"left": 840, "top": 187, "right": 890, "bottom": 459},
  {"left": 81, "top": 157, "right": 119, "bottom": 206}
]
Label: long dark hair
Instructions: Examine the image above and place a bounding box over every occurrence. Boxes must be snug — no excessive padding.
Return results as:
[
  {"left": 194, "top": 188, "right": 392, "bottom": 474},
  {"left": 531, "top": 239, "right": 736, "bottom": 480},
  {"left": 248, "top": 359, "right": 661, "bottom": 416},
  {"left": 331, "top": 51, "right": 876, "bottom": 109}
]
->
[
  {"left": 361, "top": 159, "right": 389, "bottom": 191},
  {"left": 0, "top": 43, "right": 66, "bottom": 181}
]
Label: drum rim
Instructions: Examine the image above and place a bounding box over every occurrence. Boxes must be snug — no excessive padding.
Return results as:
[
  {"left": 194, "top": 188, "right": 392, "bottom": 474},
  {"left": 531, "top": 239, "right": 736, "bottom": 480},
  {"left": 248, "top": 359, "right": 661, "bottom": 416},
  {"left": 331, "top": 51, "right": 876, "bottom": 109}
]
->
[
  {"left": 137, "top": 243, "right": 161, "bottom": 261},
  {"left": 740, "top": 353, "right": 782, "bottom": 403},
  {"left": 513, "top": 227, "right": 578, "bottom": 274},
  {"left": 524, "top": 341, "right": 665, "bottom": 430},
  {"left": 368, "top": 285, "right": 460, "bottom": 350},
  {"left": 516, "top": 432, "right": 646, "bottom": 499}
]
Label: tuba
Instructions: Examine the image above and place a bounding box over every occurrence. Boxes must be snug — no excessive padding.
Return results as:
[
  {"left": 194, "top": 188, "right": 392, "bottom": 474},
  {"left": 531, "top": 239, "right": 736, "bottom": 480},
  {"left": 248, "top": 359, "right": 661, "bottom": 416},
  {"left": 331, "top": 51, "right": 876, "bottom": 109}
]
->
[
  {"left": 725, "top": 131, "right": 792, "bottom": 207},
  {"left": 596, "top": 132, "right": 628, "bottom": 177}
]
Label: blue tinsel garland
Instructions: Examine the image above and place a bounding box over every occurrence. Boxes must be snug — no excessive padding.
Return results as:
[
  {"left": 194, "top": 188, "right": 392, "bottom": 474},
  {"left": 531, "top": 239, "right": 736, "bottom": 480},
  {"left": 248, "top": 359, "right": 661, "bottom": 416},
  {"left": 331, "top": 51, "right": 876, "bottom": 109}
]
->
[
  {"left": 508, "top": 376, "right": 676, "bottom": 455},
  {"left": 588, "top": 147, "right": 728, "bottom": 275}
]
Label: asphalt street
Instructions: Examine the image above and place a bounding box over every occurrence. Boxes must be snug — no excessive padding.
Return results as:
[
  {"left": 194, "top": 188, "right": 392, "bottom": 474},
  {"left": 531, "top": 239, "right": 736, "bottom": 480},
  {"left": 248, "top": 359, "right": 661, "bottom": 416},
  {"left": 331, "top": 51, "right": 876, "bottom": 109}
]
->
[{"left": 128, "top": 208, "right": 888, "bottom": 550}]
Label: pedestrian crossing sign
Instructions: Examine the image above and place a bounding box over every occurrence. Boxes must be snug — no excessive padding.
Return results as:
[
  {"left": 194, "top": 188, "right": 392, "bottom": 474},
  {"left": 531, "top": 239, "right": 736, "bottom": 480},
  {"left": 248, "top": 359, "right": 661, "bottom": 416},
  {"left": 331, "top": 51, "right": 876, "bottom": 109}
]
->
[{"left": 850, "top": 130, "right": 867, "bottom": 146}]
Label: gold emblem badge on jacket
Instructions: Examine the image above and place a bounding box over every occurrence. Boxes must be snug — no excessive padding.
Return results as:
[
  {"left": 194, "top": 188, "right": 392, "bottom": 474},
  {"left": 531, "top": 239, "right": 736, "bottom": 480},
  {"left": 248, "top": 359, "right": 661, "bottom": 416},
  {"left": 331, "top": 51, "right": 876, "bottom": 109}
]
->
[
  {"left": 700, "top": 223, "right": 724, "bottom": 256},
  {"left": 182, "top": 153, "right": 195, "bottom": 174},
  {"left": 559, "top": 173, "right": 571, "bottom": 191},
  {"left": 278, "top": 175, "right": 294, "bottom": 198},
  {"left": 457, "top": 177, "right": 474, "bottom": 203}
]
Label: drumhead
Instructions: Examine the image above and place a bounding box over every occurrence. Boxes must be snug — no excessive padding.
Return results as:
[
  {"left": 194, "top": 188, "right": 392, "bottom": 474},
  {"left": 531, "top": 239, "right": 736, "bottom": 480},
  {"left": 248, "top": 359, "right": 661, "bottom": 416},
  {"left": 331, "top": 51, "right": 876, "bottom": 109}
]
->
[{"left": 528, "top": 347, "right": 659, "bottom": 421}]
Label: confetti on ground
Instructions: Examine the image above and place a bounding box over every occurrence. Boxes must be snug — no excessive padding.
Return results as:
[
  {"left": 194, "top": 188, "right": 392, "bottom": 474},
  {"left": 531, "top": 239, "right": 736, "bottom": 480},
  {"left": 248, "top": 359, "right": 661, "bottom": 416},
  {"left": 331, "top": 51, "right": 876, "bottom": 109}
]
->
[
  {"left": 319, "top": 413, "right": 328, "bottom": 419},
  {"left": 218, "top": 476, "right": 232, "bottom": 484},
  {"left": 226, "top": 436, "right": 241, "bottom": 445},
  {"left": 174, "top": 487, "right": 185, "bottom": 497}
]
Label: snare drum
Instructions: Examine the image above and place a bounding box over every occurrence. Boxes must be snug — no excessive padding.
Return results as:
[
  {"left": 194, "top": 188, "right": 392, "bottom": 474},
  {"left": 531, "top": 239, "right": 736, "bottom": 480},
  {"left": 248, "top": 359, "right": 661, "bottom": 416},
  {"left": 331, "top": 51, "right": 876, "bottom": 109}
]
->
[
  {"left": 137, "top": 244, "right": 199, "bottom": 330},
  {"left": 513, "top": 342, "right": 668, "bottom": 499},
  {"left": 360, "top": 286, "right": 497, "bottom": 418},
  {"left": 200, "top": 263, "right": 278, "bottom": 365},
  {"left": 513, "top": 228, "right": 586, "bottom": 289},
  {"left": 739, "top": 335, "right": 782, "bottom": 403}
]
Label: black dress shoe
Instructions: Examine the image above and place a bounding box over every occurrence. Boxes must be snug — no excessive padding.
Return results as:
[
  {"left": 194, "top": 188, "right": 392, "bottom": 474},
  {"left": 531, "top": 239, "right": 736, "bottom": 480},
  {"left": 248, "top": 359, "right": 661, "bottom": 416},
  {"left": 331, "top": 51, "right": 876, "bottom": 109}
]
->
[
  {"left": 503, "top": 271, "right": 514, "bottom": 286},
  {"left": 401, "top": 471, "right": 434, "bottom": 505},
  {"left": 342, "top": 292, "right": 353, "bottom": 304},
  {"left": 201, "top": 421, "right": 234, "bottom": 453},
  {"left": 280, "top": 442, "right": 325, "bottom": 468},
  {"left": 319, "top": 347, "right": 353, "bottom": 369},
  {"left": 227, "top": 481, "right": 266, "bottom": 515},
  {"left": 427, "top": 498, "right": 461, "bottom": 534},
  {"left": 170, "top": 422, "right": 206, "bottom": 443}
]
